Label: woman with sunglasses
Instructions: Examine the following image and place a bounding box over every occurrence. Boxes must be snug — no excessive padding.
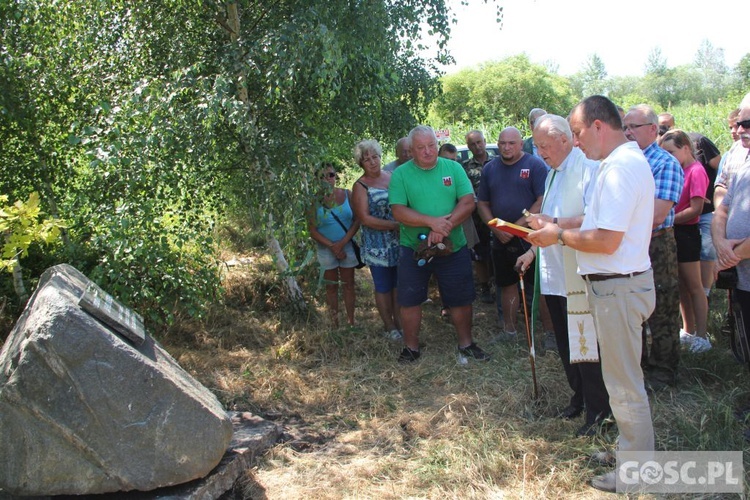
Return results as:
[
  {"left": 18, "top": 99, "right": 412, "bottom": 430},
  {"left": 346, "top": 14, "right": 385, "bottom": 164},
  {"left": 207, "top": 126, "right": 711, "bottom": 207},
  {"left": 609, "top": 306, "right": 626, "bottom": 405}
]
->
[
  {"left": 351, "top": 140, "right": 402, "bottom": 340},
  {"left": 307, "top": 163, "right": 360, "bottom": 328},
  {"left": 659, "top": 129, "right": 711, "bottom": 352}
]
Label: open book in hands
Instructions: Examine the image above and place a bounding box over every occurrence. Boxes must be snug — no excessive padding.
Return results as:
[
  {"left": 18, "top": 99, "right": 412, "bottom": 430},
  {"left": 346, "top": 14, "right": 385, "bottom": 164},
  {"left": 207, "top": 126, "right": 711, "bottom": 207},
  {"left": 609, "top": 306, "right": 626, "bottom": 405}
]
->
[{"left": 487, "top": 218, "right": 531, "bottom": 240}]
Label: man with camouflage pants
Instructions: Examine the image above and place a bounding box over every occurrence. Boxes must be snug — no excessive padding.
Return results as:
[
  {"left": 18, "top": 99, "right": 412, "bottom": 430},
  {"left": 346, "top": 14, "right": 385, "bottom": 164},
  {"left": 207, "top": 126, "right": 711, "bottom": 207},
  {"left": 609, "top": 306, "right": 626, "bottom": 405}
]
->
[{"left": 624, "top": 104, "right": 684, "bottom": 391}]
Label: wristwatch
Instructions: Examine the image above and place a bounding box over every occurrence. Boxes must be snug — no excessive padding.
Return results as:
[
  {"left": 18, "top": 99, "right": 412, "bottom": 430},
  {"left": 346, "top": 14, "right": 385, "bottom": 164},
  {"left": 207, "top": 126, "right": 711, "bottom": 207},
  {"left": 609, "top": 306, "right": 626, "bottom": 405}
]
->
[{"left": 557, "top": 229, "right": 565, "bottom": 246}]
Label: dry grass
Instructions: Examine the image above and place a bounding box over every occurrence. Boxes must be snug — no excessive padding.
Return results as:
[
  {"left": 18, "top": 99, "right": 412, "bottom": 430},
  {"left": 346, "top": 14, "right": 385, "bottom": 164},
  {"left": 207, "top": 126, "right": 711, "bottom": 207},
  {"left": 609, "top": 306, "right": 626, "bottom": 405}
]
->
[{"left": 161, "top": 251, "right": 750, "bottom": 499}]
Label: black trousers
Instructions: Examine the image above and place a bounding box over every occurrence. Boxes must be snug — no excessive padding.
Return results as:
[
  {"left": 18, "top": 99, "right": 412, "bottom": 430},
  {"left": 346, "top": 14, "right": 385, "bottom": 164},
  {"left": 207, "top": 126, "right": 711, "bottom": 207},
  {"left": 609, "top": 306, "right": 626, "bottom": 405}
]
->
[{"left": 545, "top": 294, "right": 611, "bottom": 424}]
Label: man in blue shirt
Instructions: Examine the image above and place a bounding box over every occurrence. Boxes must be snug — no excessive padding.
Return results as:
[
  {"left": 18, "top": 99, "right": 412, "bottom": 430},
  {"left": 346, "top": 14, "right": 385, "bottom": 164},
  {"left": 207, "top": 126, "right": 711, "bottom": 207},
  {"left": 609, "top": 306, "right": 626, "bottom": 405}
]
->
[
  {"left": 477, "top": 127, "right": 547, "bottom": 337},
  {"left": 624, "top": 104, "right": 684, "bottom": 391}
]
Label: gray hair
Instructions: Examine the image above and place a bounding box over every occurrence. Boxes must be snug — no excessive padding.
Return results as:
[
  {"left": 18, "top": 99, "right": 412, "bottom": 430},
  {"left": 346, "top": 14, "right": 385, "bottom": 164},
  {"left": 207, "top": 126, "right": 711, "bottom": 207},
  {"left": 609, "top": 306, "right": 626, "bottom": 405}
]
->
[
  {"left": 534, "top": 114, "right": 572, "bottom": 141},
  {"left": 407, "top": 125, "right": 436, "bottom": 146},
  {"left": 465, "top": 129, "right": 485, "bottom": 142},
  {"left": 528, "top": 108, "right": 547, "bottom": 127},
  {"left": 627, "top": 104, "right": 658, "bottom": 125},
  {"left": 353, "top": 139, "right": 383, "bottom": 166},
  {"left": 740, "top": 92, "right": 750, "bottom": 110}
]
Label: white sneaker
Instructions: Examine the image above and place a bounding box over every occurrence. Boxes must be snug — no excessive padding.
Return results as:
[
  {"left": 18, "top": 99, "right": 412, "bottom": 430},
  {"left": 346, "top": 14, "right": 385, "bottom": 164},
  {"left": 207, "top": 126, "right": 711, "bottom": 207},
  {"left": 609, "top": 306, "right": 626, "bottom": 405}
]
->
[
  {"left": 680, "top": 330, "right": 696, "bottom": 347},
  {"left": 690, "top": 335, "right": 712, "bottom": 353},
  {"left": 385, "top": 329, "right": 403, "bottom": 341}
]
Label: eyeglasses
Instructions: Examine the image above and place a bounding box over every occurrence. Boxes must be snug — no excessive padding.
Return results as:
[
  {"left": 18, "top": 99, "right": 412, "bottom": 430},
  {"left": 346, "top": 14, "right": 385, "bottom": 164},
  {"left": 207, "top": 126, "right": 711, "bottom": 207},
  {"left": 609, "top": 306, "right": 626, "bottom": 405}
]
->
[
  {"left": 736, "top": 119, "right": 750, "bottom": 130},
  {"left": 623, "top": 123, "right": 652, "bottom": 132},
  {"left": 321, "top": 172, "right": 337, "bottom": 179}
]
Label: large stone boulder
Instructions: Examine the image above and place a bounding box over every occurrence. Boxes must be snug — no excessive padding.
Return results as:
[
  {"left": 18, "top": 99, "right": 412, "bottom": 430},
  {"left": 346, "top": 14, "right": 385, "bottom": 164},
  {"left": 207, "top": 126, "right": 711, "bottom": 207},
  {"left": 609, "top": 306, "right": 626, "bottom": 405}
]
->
[{"left": 0, "top": 264, "right": 233, "bottom": 496}]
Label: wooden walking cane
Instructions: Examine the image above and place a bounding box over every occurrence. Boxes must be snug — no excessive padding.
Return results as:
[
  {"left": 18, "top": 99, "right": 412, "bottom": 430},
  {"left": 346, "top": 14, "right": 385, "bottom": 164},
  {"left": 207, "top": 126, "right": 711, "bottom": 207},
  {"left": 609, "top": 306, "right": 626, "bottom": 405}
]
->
[{"left": 517, "top": 265, "right": 539, "bottom": 399}]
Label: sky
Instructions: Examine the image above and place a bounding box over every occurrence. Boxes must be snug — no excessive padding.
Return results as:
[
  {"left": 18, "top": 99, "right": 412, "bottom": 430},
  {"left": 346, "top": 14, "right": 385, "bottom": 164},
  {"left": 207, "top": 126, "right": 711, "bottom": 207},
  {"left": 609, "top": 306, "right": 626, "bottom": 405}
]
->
[{"left": 437, "top": 0, "right": 745, "bottom": 77}]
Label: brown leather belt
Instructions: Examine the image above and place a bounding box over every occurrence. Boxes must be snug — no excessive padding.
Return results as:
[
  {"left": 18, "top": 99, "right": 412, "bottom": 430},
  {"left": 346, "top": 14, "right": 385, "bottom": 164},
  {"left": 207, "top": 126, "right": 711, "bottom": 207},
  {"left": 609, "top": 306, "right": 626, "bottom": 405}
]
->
[
  {"left": 651, "top": 227, "right": 674, "bottom": 238},
  {"left": 583, "top": 270, "right": 649, "bottom": 282}
]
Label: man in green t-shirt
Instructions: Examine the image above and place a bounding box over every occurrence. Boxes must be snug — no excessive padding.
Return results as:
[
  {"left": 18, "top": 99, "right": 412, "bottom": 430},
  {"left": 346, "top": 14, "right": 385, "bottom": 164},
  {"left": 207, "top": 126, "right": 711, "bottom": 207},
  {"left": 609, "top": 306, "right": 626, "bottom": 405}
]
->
[{"left": 389, "top": 125, "right": 490, "bottom": 363}]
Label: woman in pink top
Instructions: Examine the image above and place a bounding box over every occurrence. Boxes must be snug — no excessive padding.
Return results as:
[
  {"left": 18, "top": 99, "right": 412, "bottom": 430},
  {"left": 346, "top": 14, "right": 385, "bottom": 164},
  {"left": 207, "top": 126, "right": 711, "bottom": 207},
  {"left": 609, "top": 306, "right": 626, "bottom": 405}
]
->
[{"left": 659, "top": 129, "right": 711, "bottom": 353}]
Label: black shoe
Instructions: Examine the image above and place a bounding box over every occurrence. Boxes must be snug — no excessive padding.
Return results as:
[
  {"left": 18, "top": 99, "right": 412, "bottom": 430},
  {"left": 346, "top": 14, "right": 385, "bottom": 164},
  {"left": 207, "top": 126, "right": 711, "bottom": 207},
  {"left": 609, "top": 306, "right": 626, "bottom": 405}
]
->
[
  {"left": 398, "top": 347, "right": 420, "bottom": 363},
  {"left": 458, "top": 342, "right": 490, "bottom": 362},
  {"left": 544, "top": 331, "right": 558, "bottom": 352},
  {"left": 479, "top": 285, "right": 494, "bottom": 304},
  {"left": 643, "top": 371, "right": 675, "bottom": 394},
  {"left": 576, "top": 415, "right": 614, "bottom": 437},
  {"left": 557, "top": 405, "right": 584, "bottom": 420}
]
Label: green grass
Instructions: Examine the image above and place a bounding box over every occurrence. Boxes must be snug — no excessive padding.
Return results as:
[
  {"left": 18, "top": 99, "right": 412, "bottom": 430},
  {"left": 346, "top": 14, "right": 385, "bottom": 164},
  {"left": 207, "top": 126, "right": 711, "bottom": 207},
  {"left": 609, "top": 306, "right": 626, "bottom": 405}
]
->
[{"left": 165, "top": 255, "right": 750, "bottom": 499}]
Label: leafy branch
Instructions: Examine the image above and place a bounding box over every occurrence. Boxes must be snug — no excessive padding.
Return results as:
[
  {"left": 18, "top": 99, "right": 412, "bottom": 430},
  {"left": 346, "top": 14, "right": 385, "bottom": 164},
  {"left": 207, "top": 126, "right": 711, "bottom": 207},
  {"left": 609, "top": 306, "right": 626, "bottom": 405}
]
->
[{"left": 0, "top": 192, "right": 64, "bottom": 274}]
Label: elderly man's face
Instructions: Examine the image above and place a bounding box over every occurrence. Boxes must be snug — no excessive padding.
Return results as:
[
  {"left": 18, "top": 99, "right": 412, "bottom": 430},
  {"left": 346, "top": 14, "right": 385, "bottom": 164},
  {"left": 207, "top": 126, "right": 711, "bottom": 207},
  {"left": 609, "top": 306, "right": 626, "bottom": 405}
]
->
[
  {"left": 466, "top": 132, "right": 486, "bottom": 158},
  {"left": 738, "top": 107, "right": 750, "bottom": 149},
  {"left": 623, "top": 110, "right": 658, "bottom": 149},
  {"left": 533, "top": 128, "right": 571, "bottom": 169},
  {"left": 410, "top": 133, "right": 439, "bottom": 169}
]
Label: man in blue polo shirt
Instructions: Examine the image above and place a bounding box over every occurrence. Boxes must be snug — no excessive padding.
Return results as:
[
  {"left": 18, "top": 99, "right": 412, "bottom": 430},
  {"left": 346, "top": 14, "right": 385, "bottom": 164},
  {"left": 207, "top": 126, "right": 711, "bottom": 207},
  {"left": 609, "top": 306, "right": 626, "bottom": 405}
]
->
[{"left": 477, "top": 127, "right": 547, "bottom": 338}]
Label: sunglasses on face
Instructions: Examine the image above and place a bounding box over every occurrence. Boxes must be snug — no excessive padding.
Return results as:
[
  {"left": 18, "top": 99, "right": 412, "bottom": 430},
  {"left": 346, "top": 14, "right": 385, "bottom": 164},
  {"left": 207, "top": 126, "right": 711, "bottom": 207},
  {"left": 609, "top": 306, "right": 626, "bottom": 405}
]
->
[
  {"left": 321, "top": 172, "right": 337, "bottom": 179},
  {"left": 736, "top": 119, "right": 750, "bottom": 130}
]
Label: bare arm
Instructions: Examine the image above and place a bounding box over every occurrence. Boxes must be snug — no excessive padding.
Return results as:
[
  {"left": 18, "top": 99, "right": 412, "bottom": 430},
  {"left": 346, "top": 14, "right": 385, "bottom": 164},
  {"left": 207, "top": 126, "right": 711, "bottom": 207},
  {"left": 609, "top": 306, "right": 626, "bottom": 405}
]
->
[
  {"left": 512, "top": 195, "right": 543, "bottom": 227},
  {"left": 653, "top": 198, "right": 674, "bottom": 229},
  {"left": 527, "top": 220, "right": 624, "bottom": 255},
  {"left": 708, "top": 155, "right": 721, "bottom": 170},
  {"left": 449, "top": 194, "right": 476, "bottom": 226},
  {"left": 711, "top": 203, "right": 743, "bottom": 270},
  {"left": 478, "top": 199, "right": 513, "bottom": 244},
  {"left": 351, "top": 181, "right": 399, "bottom": 231},
  {"left": 391, "top": 204, "right": 453, "bottom": 245},
  {"left": 307, "top": 191, "right": 360, "bottom": 259},
  {"left": 527, "top": 214, "right": 584, "bottom": 230},
  {"left": 673, "top": 197, "right": 704, "bottom": 225},
  {"left": 713, "top": 185, "right": 727, "bottom": 209},
  {"left": 307, "top": 206, "right": 348, "bottom": 260},
  {"left": 734, "top": 238, "right": 750, "bottom": 260}
]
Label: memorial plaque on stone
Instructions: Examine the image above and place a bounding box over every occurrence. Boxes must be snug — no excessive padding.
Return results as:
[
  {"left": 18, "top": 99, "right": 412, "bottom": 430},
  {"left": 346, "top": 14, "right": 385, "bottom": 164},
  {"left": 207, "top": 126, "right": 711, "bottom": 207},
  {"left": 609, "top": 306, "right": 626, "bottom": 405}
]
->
[{"left": 78, "top": 281, "right": 146, "bottom": 346}]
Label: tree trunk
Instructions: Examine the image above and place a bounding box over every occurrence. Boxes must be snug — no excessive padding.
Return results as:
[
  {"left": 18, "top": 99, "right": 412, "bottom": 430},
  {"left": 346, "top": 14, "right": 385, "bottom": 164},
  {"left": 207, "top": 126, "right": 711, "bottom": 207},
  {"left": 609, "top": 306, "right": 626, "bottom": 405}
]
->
[
  {"left": 11, "top": 257, "right": 29, "bottom": 305},
  {"left": 267, "top": 227, "right": 307, "bottom": 314},
  {"left": 224, "top": 2, "right": 306, "bottom": 313},
  {"left": 224, "top": 3, "right": 248, "bottom": 104}
]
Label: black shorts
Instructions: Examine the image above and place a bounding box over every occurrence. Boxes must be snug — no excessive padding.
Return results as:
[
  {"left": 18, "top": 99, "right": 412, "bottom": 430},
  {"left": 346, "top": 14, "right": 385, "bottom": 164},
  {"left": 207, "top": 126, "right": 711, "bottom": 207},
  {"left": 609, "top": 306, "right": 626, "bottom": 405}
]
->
[
  {"left": 491, "top": 237, "right": 532, "bottom": 287},
  {"left": 674, "top": 224, "right": 701, "bottom": 263},
  {"left": 471, "top": 213, "right": 491, "bottom": 261}
]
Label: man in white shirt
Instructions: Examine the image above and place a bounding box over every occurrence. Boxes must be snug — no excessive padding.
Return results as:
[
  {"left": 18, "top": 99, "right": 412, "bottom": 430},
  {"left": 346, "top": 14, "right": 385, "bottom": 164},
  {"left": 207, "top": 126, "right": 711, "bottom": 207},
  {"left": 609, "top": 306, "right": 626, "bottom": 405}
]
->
[
  {"left": 528, "top": 96, "right": 656, "bottom": 493},
  {"left": 519, "top": 113, "right": 610, "bottom": 437}
]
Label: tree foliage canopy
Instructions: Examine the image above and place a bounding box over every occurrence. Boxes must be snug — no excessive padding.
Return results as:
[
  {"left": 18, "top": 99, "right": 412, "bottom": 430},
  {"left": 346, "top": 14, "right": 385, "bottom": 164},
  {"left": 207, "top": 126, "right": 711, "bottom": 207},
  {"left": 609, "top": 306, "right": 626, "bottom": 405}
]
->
[
  {"left": 430, "top": 55, "right": 577, "bottom": 126},
  {"left": 1, "top": 0, "right": 488, "bottom": 326}
]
